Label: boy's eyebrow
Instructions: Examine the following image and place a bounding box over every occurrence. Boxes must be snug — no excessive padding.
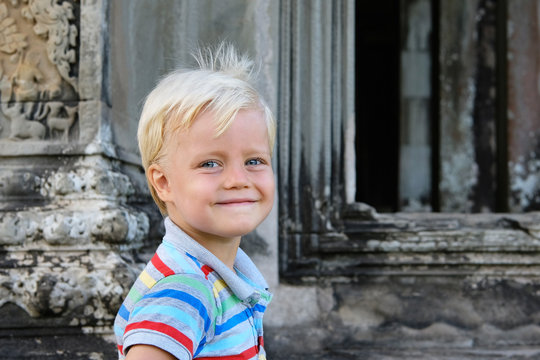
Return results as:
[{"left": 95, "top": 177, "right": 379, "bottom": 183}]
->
[
  {"left": 191, "top": 147, "right": 272, "bottom": 160},
  {"left": 195, "top": 149, "right": 272, "bottom": 157}
]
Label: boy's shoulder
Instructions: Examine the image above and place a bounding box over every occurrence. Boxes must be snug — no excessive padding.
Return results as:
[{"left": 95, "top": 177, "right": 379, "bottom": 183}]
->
[
  {"left": 145, "top": 240, "right": 216, "bottom": 286},
  {"left": 121, "top": 241, "right": 218, "bottom": 314}
]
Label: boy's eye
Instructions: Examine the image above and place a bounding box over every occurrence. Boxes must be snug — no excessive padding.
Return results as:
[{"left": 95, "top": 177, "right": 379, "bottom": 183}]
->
[
  {"left": 201, "top": 160, "right": 219, "bottom": 168},
  {"left": 246, "top": 158, "right": 263, "bottom": 166}
]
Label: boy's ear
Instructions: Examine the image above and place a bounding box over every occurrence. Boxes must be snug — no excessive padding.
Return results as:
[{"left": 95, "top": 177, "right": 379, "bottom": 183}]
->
[{"left": 148, "top": 164, "right": 172, "bottom": 202}]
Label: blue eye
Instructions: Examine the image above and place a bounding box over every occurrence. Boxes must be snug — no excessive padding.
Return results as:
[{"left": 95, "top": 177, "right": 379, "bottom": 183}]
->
[
  {"left": 201, "top": 161, "right": 219, "bottom": 168},
  {"left": 246, "top": 158, "right": 263, "bottom": 166}
]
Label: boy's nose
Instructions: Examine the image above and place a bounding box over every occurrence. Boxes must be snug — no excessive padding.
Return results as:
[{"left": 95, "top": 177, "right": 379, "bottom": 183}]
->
[{"left": 223, "top": 164, "right": 249, "bottom": 189}]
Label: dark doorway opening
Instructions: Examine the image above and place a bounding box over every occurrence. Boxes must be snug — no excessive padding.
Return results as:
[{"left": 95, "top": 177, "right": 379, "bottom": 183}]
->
[{"left": 355, "top": 1, "right": 401, "bottom": 212}]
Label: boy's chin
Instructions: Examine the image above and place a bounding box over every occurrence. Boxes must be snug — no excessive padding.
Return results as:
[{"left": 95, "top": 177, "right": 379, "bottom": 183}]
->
[
  {"left": 219, "top": 224, "right": 261, "bottom": 239},
  {"left": 223, "top": 227, "right": 258, "bottom": 239}
]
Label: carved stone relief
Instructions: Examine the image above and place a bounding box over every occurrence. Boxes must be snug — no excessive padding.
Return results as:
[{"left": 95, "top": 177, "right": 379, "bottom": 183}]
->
[
  {"left": 0, "top": 1, "right": 157, "bottom": 354},
  {"left": 0, "top": 0, "right": 78, "bottom": 142},
  {"left": 0, "top": 154, "right": 151, "bottom": 326}
]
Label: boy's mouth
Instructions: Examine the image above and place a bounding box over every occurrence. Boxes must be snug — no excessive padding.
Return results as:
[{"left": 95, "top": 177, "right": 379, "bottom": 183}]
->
[{"left": 216, "top": 198, "right": 257, "bottom": 206}]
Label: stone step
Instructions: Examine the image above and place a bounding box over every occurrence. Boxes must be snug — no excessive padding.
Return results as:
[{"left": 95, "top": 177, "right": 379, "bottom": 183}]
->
[
  {"left": 276, "top": 347, "right": 540, "bottom": 360},
  {"left": 4, "top": 335, "right": 540, "bottom": 359},
  {"left": 0, "top": 334, "right": 117, "bottom": 360}
]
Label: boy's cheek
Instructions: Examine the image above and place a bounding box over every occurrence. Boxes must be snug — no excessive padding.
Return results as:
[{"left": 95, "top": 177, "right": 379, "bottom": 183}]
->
[{"left": 260, "top": 178, "right": 275, "bottom": 197}]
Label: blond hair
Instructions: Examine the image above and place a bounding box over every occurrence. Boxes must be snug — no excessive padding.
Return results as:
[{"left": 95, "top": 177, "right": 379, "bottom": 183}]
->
[{"left": 137, "top": 43, "right": 276, "bottom": 214}]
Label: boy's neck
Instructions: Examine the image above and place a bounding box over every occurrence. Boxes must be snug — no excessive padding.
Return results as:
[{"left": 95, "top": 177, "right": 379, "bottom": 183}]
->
[
  {"left": 196, "top": 235, "right": 241, "bottom": 272},
  {"left": 173, "top": 222, "right": 241, "bottom": 271}
]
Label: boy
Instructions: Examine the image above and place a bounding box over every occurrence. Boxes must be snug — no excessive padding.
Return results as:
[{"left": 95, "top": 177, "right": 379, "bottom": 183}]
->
[{"left": 114, "top": 44, "right": 276, "bottom": 360}]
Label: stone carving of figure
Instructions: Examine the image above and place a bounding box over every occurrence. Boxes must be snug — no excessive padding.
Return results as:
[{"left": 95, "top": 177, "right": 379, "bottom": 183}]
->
[
  {"left": 21, "top": 0, "right": 78, "bottom": 92},
  {"left": 0, "top": 74, "right": 45, "bottom": 140},
  {"left": 2, "top": 102, "right": 46, "bottom": 140},
  {"left": 36, "top": 101, "right": 77, "bottom": 142},
  {"left": 11, "top": 52, "right": 43, "bottom": 102},
  {"left": 0, "top": 3, "right": 28, "bottom": 55}
]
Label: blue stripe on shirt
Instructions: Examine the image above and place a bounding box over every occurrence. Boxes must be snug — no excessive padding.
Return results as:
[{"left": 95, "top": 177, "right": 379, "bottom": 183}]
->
[
  {"left": 194, "top": 336, "right": 207, "bottom": 357},
  {"left": 185, "top": 252, "right": 202, "bottom": 268},
  {"left": 162, "top": 241, "right": 200, "bottom": 273},
  {"left": 254, "top": 317, "right": 262, "bottom": 330},
  {"left": 236, "top": 270, "right": 260, "bottom": 289},
  {"left": 131, "top": 304, "right": 203, "bottom": 340},
  {"left": 253, "top": 304, "right": 266, "bottom": 313},
  {"left": 215, "top": 308, "right": 250, "bottom": 335},
  {"left": 118, "top": 304, "right": 130, "bottom": 321},
  {"left": 202, "top": 330, "right": 255, "bottom": 352},
  {"left": 142, "top": 289, "right": 211, "bottom": 332},
  {"left": 114, "top": 324, "right": 125, "bottom": 338}
]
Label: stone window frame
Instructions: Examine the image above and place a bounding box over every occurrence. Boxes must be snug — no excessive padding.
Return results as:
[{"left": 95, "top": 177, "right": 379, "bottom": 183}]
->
[{"left": 276, "top": 0, "right": 540, "bottom": 283}]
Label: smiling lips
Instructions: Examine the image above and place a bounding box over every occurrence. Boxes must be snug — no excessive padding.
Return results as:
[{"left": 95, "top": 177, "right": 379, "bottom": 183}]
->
[{"left": 216, "top": 198, "right": 258, "bottom": 206}]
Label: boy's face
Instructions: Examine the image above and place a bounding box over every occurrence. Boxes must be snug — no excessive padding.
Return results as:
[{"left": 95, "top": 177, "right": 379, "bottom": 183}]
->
[{"left": 155, "top": 109, "right": 275, "bottom": 244}]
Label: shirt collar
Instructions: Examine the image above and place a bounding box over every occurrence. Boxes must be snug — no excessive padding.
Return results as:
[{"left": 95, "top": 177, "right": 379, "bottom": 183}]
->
[{"left": 162, "top": 217, "right": 271, "bottom": 305}]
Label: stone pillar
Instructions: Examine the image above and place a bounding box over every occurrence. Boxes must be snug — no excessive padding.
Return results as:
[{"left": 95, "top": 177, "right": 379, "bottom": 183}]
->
[
  {"left": 438, "top": 0, "right": 499, "bottom": 212},
  {"left": 0, "top": 1, "right": 154, "bottom": 355},
  {"left": 507, "top": 0, "right": 540, "bottom": 211},
  {"left": 438, "top": 0, "right": 481, "bottom": 212}
]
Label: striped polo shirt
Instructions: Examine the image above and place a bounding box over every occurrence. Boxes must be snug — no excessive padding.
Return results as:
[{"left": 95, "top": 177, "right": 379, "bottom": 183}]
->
[{"left": 114, "top": 217, "right": 272, "bottom": 359}]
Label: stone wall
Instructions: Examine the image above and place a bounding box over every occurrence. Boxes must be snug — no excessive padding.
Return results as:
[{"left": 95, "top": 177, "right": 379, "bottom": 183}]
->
[{"left": 0, "top": 1, "right": 153, "bottom": 358}]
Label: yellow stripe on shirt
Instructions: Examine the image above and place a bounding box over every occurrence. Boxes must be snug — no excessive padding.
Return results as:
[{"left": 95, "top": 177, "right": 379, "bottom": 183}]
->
[
  {"left": 213, "top": 279, "right": 227, "bottom": 295},
  {"left": 139, "top": 270, "right": 156, "bottom": 288}
]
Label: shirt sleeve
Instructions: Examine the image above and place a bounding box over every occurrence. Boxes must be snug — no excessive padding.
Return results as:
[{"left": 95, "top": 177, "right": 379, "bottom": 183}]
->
[{"left": 122, "top": 274, "right": 216, "bottom": 359}]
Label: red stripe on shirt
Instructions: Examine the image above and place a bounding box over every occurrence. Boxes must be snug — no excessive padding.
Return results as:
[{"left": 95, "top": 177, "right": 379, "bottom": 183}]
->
[
  {"left": 117, "top": 344, "right": 123, "bottom": 355},
  {"left": 201, "top": 265, "right": 214, "bottom": 279},
  {"left": 196, "top": 344, "right": 258, "bottom": 360},
  {"left": 151, "top": 253, "right": 175, "bottom": 277},
  {"left": 125, "top": 320, "right": 193, "bottom": 355}
]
